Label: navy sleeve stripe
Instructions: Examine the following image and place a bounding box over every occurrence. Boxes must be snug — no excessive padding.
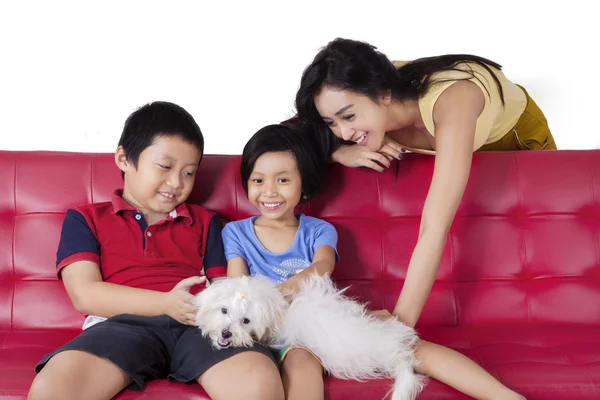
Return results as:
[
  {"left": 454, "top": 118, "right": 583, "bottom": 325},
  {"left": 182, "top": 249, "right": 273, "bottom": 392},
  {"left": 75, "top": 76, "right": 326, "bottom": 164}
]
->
[
  {"left": 56, "top": 209, "right": 100, "bottom": 267},
  {"left": 204, "top": 214, "right": 227, "bottom": 274}
]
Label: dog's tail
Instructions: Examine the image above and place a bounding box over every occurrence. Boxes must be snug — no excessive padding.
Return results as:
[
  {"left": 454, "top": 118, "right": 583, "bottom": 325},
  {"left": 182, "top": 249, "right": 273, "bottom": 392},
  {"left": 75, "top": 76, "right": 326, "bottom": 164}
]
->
[{"left": 389, "top": 362, "right": 425, "bottom": 400}]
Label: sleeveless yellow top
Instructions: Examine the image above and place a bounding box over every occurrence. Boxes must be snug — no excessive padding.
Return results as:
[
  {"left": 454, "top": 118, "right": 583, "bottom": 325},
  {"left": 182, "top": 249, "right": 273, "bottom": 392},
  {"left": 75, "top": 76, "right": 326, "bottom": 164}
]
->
[{"left": 392, "top": 61, "right": 527, "bottom": 151}]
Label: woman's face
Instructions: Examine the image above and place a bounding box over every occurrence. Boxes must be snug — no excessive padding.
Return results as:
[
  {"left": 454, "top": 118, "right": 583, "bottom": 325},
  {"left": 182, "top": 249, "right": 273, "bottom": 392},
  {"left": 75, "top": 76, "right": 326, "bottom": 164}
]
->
[{"left": 314, "top": 86, "right": 390, "bottom": 152}]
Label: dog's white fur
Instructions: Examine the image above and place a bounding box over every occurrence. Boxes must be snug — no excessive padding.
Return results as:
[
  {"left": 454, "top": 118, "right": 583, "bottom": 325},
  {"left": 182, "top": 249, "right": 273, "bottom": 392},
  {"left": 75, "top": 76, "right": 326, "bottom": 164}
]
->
[
  {"left": 194, "top": 274, "right": 424, "bottom": 400},
  {"left": 193, "top": 276, "right": 287, "bottom": 349}
]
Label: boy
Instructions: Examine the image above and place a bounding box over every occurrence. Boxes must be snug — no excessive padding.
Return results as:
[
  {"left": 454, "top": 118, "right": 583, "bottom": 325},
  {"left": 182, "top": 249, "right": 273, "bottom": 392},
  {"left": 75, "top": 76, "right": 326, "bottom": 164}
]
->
[{"left": 28, "top": 102, "right": 284, "bottom": 400}]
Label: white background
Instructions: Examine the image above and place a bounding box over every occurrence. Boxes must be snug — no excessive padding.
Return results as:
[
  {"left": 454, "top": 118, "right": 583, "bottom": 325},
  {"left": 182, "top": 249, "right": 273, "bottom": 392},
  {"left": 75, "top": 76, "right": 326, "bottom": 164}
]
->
[{"left": 1, "top": 0, "right": 598, "bottom": 154}]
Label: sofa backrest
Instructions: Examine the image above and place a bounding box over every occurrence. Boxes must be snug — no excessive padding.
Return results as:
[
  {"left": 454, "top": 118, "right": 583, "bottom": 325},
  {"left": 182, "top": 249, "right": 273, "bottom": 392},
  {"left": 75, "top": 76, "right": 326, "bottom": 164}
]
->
[{"left": 1, "top": 150, "right": 599, "bottom": 331}]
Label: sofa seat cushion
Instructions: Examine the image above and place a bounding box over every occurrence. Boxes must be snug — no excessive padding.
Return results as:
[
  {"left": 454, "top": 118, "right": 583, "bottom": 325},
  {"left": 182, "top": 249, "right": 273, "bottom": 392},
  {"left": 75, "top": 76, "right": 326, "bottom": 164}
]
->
[
  {"left": 327, "top": 325, "right": 600, "bottom": 399},
  {"left": 2, "top": 325, "right": 599, "bottom": 399}
]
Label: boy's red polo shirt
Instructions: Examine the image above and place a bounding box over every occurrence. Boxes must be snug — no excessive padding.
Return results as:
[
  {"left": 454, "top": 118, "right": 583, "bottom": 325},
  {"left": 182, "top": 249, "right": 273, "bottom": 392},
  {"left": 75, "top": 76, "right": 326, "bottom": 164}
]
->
[{"left": 56, "top": 189, "right": 226, "bottom": 292}]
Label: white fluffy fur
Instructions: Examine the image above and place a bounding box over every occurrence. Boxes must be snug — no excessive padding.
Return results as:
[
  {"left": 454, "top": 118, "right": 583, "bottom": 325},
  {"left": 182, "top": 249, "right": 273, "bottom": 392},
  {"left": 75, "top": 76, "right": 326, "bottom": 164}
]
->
[
  {"left": 193, "top": 276, "right": 287, "bottom": 349},
  {"left": 194, "top": 274, "right": 424, "bottom": 400},
  {"left": 274, "top": 274, "right": 425, "bottom": 400}
]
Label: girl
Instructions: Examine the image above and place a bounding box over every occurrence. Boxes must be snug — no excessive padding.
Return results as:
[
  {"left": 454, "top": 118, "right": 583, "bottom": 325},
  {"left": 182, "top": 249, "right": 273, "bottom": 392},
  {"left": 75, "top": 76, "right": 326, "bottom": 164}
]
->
[
  {"left": 295, "top": 37, "right": 557, "bottom": 329},
  {"left": 224, "top": 124, "right": 524, "bottom": 400}
]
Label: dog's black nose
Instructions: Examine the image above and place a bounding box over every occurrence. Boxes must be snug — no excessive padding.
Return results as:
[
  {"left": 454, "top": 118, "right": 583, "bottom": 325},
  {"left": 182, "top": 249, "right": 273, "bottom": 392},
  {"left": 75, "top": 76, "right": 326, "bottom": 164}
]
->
[{"left": 221, "top": 329, "right": 232, "bottom": 339}]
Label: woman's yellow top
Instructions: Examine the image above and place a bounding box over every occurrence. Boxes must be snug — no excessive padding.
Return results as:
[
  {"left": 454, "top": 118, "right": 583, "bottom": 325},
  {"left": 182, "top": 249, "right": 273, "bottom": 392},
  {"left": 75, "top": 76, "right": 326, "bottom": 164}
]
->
[{"left": 393, "top": 60, "right": 527, "bottom": 151}]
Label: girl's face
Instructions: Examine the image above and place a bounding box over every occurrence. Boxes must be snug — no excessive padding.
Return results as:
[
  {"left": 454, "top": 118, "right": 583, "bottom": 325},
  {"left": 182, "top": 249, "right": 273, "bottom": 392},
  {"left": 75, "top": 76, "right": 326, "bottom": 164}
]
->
[
  {"left": 314, "top": 86, "right": 391, "bottom": 152},
  {"left": 247, "top": 151, "right": 302, "bottom": 222}
]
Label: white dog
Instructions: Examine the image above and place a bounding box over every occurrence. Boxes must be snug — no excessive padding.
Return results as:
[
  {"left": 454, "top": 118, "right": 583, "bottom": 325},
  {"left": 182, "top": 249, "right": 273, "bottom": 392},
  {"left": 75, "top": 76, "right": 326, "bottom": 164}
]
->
[
  {"left": 193, "top": 276, "right": 287, "bottom": 349},
  {"left": 194, "top": 274, "right": 424, "bottom": 400}
]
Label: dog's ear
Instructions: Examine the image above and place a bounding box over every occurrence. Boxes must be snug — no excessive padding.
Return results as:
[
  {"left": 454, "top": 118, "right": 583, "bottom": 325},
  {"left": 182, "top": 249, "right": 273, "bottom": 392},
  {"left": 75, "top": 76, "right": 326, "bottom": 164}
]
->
[
  {"left": 192, "top": 286, "right": 212, "bottom": 325},
  {"left": 256, "top": 287, "right": 288, "bottom": 344}
]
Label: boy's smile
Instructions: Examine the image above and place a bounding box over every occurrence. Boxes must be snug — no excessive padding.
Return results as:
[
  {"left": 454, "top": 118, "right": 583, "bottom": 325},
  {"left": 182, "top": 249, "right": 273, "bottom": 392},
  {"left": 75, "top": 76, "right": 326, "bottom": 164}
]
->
[{"left": 115, "top": 135, "right": 202, "bottom": 225}]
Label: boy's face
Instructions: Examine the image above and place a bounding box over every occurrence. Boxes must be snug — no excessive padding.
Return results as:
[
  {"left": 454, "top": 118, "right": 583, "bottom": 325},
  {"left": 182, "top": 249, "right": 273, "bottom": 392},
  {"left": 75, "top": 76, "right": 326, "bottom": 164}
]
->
[{"left": 115, "top": 135, "right": 202, "bottom": 223}]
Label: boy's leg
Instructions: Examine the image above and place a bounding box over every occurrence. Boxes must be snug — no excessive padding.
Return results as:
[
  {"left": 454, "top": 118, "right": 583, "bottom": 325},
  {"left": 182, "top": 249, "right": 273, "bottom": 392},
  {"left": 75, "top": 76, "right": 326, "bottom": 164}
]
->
[
  {"left": 198, "top": 352, "right": 284, "bottom": 400},
  {"left": 28, "top": 350, "right": 130, "bottom": 400},
  {"left": 280, "top": 348, "right": 324, "bottom": 400},
  {"left": 415, "top": 339, "right": 525, "bottom": 400},
  {"left": 170, "top": 326, "right": 283, "bottom": 400},
  {"left": 30, "top": 314, "right": 176, "bottom": 400}
]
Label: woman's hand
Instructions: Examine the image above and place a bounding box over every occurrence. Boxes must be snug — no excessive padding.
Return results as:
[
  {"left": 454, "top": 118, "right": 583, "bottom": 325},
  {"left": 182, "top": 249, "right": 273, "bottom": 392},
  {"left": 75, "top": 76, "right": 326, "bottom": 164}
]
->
[
  {"left": 332, "top": 136, "right": 402, "bottom": 172},
  {"left": 380, "top": 134, "right": 404, "bottom": 161},
  {"left": 368, "top": 309, "right": 397, "bottom": 321}
]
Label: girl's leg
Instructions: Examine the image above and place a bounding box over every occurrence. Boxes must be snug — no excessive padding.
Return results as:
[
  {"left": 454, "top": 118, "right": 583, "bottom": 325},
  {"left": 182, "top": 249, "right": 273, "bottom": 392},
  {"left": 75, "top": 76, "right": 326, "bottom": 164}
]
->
[
  {"left": 198, "top": 351, "right": 284, "bottom": 400},
  {"left": 280, "top": 348, "right": 324, "bottom": 400},
  {"left": 28, "top": 350, "right": 131, "bottom": 400},
  {"left": 414, "top": 339, "right": 525, "bottom": 400}
]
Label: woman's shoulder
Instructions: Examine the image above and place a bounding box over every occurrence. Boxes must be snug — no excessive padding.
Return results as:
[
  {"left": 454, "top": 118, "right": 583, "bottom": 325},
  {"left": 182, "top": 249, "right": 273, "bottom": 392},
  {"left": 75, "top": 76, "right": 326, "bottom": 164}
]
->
[{"left": 392, "top": 60, "right": 410, "bottom": 69}]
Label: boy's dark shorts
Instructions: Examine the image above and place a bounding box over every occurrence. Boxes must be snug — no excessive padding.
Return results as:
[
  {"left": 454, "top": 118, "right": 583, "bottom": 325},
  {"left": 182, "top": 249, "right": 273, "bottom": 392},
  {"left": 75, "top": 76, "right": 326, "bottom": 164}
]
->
[{"left": 35, "top": 314, "right": 277, "bottom": 391}]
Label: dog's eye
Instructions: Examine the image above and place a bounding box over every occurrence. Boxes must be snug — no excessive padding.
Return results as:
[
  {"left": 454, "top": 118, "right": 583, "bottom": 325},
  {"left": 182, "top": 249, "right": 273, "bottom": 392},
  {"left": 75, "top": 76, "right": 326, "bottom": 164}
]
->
[
  {"left": 221, "top": 308, "right": 228, "bottom": 315},
  {"left": 242, "top": 318, "right": 250, "bottom": 324}
]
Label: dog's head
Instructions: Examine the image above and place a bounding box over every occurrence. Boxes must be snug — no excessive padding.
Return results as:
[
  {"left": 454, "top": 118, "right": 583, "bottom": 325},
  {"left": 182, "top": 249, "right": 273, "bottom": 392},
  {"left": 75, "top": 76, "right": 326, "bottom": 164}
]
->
[{"left": 193, "top": 275, "right": 287, "bottom": 349}]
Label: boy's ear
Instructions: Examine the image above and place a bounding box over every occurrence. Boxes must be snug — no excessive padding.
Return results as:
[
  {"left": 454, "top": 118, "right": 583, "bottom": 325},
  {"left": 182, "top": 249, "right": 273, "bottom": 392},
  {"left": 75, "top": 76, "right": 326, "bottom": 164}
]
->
[{"left": 114, "top": 146, "right": 130, "bottom": 172}]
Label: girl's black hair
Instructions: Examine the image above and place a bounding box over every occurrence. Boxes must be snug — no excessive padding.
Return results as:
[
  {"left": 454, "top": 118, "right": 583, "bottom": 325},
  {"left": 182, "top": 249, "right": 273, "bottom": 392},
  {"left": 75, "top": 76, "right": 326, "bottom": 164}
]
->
[
  {"left": 295, "top": 37, "right": 504, "bottom": 156},
  {"left": 241, "top": 124, "right": 325, "bottom": 204}
]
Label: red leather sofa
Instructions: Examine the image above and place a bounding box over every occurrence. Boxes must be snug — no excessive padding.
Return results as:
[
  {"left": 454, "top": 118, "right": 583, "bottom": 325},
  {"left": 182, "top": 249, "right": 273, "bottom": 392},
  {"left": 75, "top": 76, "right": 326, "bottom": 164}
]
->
[{"left": 1, "top": 150, "right": 599, "bottom": 399}]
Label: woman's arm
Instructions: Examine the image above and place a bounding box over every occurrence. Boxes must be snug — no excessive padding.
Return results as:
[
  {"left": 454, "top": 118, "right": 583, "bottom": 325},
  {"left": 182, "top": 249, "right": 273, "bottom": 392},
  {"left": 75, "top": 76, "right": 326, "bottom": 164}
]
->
[
  {"left": 331, "top": 138, "right": 403, "bottom": 172},
  {"left": 392, "top": 80, "right": 484, "bottom": 327},
  {"left": 227, "top": 256, "right": 250, "bottom": 277},
  {"left": 278, "top": 245, "right": 336, "bottom": 296}
]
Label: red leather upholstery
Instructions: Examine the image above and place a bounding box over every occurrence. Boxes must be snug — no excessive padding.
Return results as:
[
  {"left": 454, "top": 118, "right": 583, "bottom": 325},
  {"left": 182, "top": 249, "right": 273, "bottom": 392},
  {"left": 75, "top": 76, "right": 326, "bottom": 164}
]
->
[{"left": 1, "top": 150, "right": 599, "bottom": 399}]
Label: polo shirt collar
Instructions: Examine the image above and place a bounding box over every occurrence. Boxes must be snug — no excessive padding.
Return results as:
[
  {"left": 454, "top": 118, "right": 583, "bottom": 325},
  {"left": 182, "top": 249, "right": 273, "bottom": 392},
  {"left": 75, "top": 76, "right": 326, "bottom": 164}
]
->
[{"left": 111, "top": 189, "right": 193, "bottom": 225}]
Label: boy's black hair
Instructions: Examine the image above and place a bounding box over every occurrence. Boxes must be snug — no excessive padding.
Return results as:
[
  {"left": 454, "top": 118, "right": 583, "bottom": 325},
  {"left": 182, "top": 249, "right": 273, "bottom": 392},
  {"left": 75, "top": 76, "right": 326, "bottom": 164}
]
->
[
  {"left": 241, "top": 124, "right": 325, "bottom": 204},
  {"left": 118, "top": 101, "right": 204, "bottom": 178}
]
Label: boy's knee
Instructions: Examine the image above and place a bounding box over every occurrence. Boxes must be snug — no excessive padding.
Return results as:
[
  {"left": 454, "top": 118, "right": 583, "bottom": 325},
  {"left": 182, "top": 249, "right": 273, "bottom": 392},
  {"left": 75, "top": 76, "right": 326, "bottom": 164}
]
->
[
  {"left": 243, "top": 357, "right": 284, "bottom": 400},
  {"left": 28, "top": 374, "right": 62, "bottom": 400},
  {"left": 282, "top": 348, "right": 323, "bottom": 375}
]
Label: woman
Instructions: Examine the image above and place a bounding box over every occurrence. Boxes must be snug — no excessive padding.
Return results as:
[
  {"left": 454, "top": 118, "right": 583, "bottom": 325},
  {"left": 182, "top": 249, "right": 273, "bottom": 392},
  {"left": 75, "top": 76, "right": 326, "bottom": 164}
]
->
[{"left": 295, "top": 37, "right": 556, "bottom": 329}]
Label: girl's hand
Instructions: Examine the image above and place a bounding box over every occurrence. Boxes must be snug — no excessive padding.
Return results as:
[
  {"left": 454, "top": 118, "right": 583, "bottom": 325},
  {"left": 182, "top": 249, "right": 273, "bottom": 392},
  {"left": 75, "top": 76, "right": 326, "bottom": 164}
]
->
[
  {"left": 332, "top": 139, "right": 402, "bottom": 172},
  {"left": 163, "top": 276, "right": 206, "bottom": 325},
  {"left": 276, "top": 282, "right": 294, "bottom": 303}
]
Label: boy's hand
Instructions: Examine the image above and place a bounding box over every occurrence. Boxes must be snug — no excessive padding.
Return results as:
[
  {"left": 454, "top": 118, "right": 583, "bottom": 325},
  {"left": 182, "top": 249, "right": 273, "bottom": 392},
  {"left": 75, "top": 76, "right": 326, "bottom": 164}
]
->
[{"left": 164, "top": 276, "right": 206, "bottom": 325}]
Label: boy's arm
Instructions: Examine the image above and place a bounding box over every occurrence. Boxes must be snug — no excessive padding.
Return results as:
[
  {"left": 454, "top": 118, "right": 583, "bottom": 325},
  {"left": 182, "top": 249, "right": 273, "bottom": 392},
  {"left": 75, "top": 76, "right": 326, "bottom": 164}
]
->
[
  {"left": 277, "top": 245, "right": 336, "bottom": 295},
  {"left": 203, "top": 215, "right": 228, "bottom": 281},
  {"left": 62, "top": 261, "right": 204, "bottom": 325},
  {"left": 227, "top": 256, "right": 249, "bottom": 277}
]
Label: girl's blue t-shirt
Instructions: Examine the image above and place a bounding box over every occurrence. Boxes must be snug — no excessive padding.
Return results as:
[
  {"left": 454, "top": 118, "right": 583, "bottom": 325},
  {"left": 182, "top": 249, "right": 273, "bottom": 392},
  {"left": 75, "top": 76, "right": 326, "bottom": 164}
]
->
[{"left": 222, "top": 214, "right": 338, "bottom": 283}]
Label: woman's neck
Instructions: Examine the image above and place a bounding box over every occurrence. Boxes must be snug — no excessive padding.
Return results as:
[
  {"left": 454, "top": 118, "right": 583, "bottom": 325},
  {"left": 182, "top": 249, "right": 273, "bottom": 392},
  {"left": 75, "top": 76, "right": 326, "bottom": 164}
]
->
[{"left": 386, "top": 99, "right": 422, "bottom": 132}]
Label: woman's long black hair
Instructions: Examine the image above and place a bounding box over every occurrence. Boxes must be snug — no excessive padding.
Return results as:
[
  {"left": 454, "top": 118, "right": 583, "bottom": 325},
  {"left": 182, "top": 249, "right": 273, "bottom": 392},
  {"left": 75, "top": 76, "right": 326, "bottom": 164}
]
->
[{"left": 295, "top": 38, "right": 504, "bottom": 156}]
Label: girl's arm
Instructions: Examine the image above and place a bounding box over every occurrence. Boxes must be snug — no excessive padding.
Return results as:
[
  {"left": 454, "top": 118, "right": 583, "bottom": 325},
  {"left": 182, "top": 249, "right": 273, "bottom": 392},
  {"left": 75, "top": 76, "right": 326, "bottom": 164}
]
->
[
  {"left": 278, "top": 245, "right": 336, "bottom": 296},
  {"left": 392, "top": 80, "right": 484, "bottom": 327},
  {"left": 227, "top": 256, "right": 250, "bottom": 277}
]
